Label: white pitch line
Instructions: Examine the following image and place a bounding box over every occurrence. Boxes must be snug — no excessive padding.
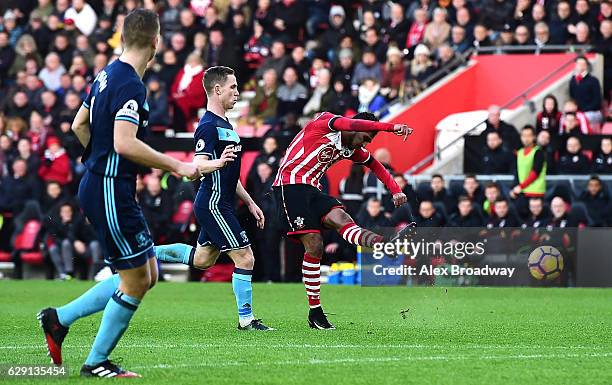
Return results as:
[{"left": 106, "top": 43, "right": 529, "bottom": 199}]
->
[
  {"left": 0, "top": 343, "right": 608, "bottom": 350},
  {"left": 131, "top": 352, "right": 612, "bottom": 370}
]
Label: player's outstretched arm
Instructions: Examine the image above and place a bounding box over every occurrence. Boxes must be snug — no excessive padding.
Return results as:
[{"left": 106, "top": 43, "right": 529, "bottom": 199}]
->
[
  {"left": 114, "top": 120, "right": 199, "bottom": 179},
  {"left": 71, "top": 105, "right": 91, "bottom": 147},
  {"left": 236, "top": 181, "right": 265, "bottom": 229},
  {"left": 364, "top": 157, "right": 407, "bottom": 207},
  {"left": 193, "top": 146, "right": 237, "bottom": 175},
  {"left": 331, "top": 116, "right": 413, "bottom": 138}
]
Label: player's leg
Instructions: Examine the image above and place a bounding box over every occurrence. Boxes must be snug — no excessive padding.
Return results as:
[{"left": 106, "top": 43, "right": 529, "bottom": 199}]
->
[
  {"left": 154, "top": 242, "right": 195, "bottom": 265},
  {"left": 298, "top": 232, "right": 335, "bottom": 330},
  {"left": 81, "top": 255, "right": 154, "bottom": 378}
]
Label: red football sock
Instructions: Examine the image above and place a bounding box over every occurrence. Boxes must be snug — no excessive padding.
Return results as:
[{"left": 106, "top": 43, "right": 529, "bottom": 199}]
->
[
  {"left": 302, "top": 253, "right": 321, "bottom": 308},
  {"left": 339, "top": 222, "right": 384, "bottom": 247}
]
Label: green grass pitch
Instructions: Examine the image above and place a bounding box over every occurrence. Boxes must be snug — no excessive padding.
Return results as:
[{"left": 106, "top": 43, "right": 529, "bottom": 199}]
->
[{"left": 1, "top": 280, "right": 612, "bottom": 384}]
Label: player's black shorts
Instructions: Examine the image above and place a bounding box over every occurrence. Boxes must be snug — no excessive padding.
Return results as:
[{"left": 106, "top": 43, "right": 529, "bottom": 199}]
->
[
  {"left": 273, "top": 184, "right": 345, "bottom": 237},
  {"left": 78, "top": 171, "right": 154, "bottom": 270},
  {"left": 194, "top": 201, "right": 250, "bottom": 253}
]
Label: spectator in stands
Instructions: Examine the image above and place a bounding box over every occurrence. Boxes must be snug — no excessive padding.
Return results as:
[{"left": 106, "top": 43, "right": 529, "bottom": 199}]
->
[
  {"left": 472, "top": 24, "right": 493, "bottom": 50},
  {"left": 269, "top": 0, "right": 306, "bottom": 46},
  {"left": 290, "top": 46, "right": 312, "bottom": 86},
  {"left": 38, "top": 52, "right": 66, "bottom": 92},
  {"left": 569, "top": 56, "right": 603, "bottom": 125},
  {"left": 513, "top": 25, "right": 533, "bottom": 50},
  {"left": 511, "top": 126, "right": 546, "bottom": 218},
  {"left": 414, "top": 200, "right": 444, "bottom": 227},
  {"left": 593, "top": 137, "right": 612, "bottom": 174},
  {"left": 419, "top": 174, "right": 456, "bottom": 215},
  {"left": 334, "top": 48, "right": 355, "bottom": 91},
  {"left": 481, "top": 131, "right": 514, "bottom": 174},
  {"left": 536, "top": 129, "right": 557, "bottom": 174},
  {"left": 435, "top": 44, "right": 458, "bottom": 73},
  {"left": 38, "top": 137, "right": 71, "bottom": 186},
  {"left": 357, "top": 77, "right": 387, "bottom": 116},
  {"left": 558, "top": 136, "right": 591, "bottom": 174},
  {"left": 9, "top": 35, "right": 41, "bottom": 79},
  {"left": 146, "top": 77, "right": 170, "bottom": 128},
  {"left": 321, "top": 5, "right": 355, "bottom": 61},
  {"left": 356, "top": 198, "right": 393, "bottom": 231},
  {"left": 424, "top": 8, "right": 451, "bottom": 52},
  {"left": 160, "top": 0, "right": 183, "bottom": 41},
  {"left": 255, "top": 40, "right": 289, "bottom": 80},
  {"left": 572, "top": 21, "right": 592, "bottom": 44},
  {"left": 483, "top": 182, "right": 502, "bottom": 217},
  {"left": 522, "top": 197, "right": 549, "bottom": 228},
  {"left": 64, "top": 0, "right": 97, "bottom": 36},
  {"left": 51, "top": 33, "right": 75, "bottom": 71},
  {"left": 249, "top": 136, "right": 281, "bottom": 182},
  {"left": 549, "top": 0, "right": 572, "bottom": 44},
  {"left": 243, "top": 21, "right": 271, "bottom": 79},
  {"left": 139, "top": 175, "right": 174, "bottom": 242},
  {"left": 0, "top": 158, "right": 39, "bottom": 215},
  {"left": 276, "top": 66, "right": 308, "bottom": 118},
  {"left": 487, "top": 198, "right": 520, "bottom": 228},
  {"left": 406, "top": 44, "right": 435, "bottom": 96},
  {"left": 180, "top": 9, "right": 204, "bottom": 48},
  {"left": 560, "top": 112, "right": 584, "bottom": 138},
  {"left": 481, "top": 105, "right": 520, "bottom": 151},
  {"left": 406, "top": 8, "right": 428, "bottom": 49},
  {"left": 248, "top": 68, "right": 279, "bottom": 125},
  {"left": 512, "top": 0, "right": 532, "bottom": 29},
  {"left": 352, "top": 49, "right": 382, "bottom": 91},
  {"left": 394, "top": 174, "right": 418, "bottom": 213},
  {"left": 536, "top": 94, "right": 562, "bottom": 137},
  {"left": 533, "top": 22, "right": 552, "bottom": 53},
  {"left": 14, "top": 137, "right": 39, "bottom": 179},
  {"left": 448, "top": 195, "right": 483, "bottom": 227},
  {"left": 0, "top": 31, "right": 15, "bottom": 84},
  {"left": 170, "top": 53, "right": 205, "bottom": 132},
  {"left": 462, "top": 174, "right": 485, "bottom": 205},
  {"left": 328, "top": 78, "right": 357, "bottom": 116},
  {"left": 387, "top": 2, "right": 410, "bottom": 49},
  {"left": 579, "top": 175, "right": 611, "bottom": 226},
  {"left": 596, "top": 19, "right": 611, "bottom": 104},
  {"left": 571, "top": 0, "right": 597, "bottom": 31},
  {"left": 40, "top": 180, "right": 68, "bottom": 215},
  {"left": 455, "top": 7, "right": 475, "bottom": 41},
  {"left": 560, "top": 99, "right": 592, "bottom": 135},
  {"left": 363, "top": 27, "right": 388, "bottom": 64},
  {"left": 549, "top": 196, "right": 578, "bottom": 227},
  {"left": 450, "top": 25, "right": 471, "bottom": 54},
  {"left": 381, "top": 46, "right": 405, "bottom": 101},
  {"left": 3, "top": 92, "right": 32, "bottom": 122},
  {"left": 303, "top": 68, "right": 332, "bottom": 117}
]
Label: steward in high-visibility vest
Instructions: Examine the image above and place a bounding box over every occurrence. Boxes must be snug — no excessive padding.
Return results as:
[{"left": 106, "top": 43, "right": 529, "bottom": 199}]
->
[{"left": 511, "top": 126, "right": 546, "bottom": 199}]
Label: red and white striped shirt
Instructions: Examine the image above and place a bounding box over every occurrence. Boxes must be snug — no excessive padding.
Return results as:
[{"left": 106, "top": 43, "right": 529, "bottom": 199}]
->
[{"left": 273, "top": 112, "right": 402, "bottom": 194}]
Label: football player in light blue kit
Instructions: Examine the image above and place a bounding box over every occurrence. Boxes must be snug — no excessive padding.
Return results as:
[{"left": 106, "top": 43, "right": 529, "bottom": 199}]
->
[
  {"left": 155, "top": 66, "right": 273, "bottom": 331},
  {"left": 37, "top": 9, "right": 200, "bottom": 377}
]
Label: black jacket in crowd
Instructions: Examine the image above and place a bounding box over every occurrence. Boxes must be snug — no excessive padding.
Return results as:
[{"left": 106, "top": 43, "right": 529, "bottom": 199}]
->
[
  {"left": 481, "top": 146, "right": 514, "bottom": 174},
  {"left": 557, "top": 152, "right": 591, "bottom": 175}
]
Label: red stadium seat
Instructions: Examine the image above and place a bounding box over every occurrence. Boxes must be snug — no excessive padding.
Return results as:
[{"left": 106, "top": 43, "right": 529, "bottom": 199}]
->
[
  {"left": 0, "top": 251, "right": 11, "bottom": 262},
  {"left": 14, "top": 220, "right": 45, "bottom": 265}
]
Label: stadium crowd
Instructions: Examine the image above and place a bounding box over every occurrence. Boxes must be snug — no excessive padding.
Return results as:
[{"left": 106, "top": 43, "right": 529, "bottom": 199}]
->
[{"left": 0, "top": 0, "right": 610, "bottom": 282}]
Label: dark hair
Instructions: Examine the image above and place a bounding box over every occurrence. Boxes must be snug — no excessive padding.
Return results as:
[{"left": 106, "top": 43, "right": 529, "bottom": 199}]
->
[
  {"left": 521, "top": 125, "right": 536, "bottom": 135},
  {"left": 352, "top": 112, "right": 378, "bottom": 121},
  {"left": 122, "top": 9, "right": 160, "bottom": 49},
  {"left": 464, "top": 173, "right": 477, "bottom": 181},
  {"left": 458, "top": 195, "right": 471, "bottom": 204},
  {"left": 485, "top": 182, "right": 500, "bottom": 190},
  {"left": 203, "top": 66, "right": 235, "bottom": 93},
  {"left": 494, "top": 198, "right": 508, "bottom": 205},
  {"left": 486, "top": 130, "right": 501, "bottom": 138},
  {"left": 589, "top": 175, "right": 601, "bottom": 183},
  {"left": 541, "top": 94, "right": 559, "bottom": 114},
  {"left": 529, "top": 197, "right": 543, "bottom": 204},
  {"left": 431, "top": 174, "right": 444, "bottom": 181}
]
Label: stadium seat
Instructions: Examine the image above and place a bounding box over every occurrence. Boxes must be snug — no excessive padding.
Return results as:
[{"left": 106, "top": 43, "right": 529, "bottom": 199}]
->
[
  {"left": 172, "top": 200, "right": 194, "bottom": 231},
  {"left": 448, "top": 180, "right": 465, "bottom": 198},
  {"left": 0, "top": 251, "right": 11, "bottom": 262},
  {"left": 570, "top": 202, "right": 593, "bottom": 226},
  {"left": 572, "top": 179, "right": 590, "bottom": 197},
  {"left": 544, "top": 179, "right": 575, "bottom": 203},
  {"left": 13, "top": 220, "right": 44, "bottom": 265},
  {"left": 416, "top": 181, "right": 431, "bottom": 200},
  {"left": 165, "top": 151, "right": 189, "bottom": 162}
]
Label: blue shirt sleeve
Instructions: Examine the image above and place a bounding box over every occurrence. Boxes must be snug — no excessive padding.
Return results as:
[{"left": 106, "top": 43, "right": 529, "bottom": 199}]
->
[
  {"left": 112, "top": 82, "right": 146, "bottom": 126},
  {"left": 194, "top": 124, "right": 218, "bottom": 157}
]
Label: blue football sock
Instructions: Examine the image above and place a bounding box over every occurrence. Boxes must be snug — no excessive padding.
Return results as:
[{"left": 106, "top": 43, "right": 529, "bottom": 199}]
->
[
  {"left": 233, "top": 268, "right": 254, "bottom": 326},
  {"left": 85, "top": 290, "right": 141, "bottom": 366},
  {"left": 154, "top": 244, "right": 194, "bottom": 265},
  {"left": 56, "top": 274, "right": 120, "bottom": 328}
]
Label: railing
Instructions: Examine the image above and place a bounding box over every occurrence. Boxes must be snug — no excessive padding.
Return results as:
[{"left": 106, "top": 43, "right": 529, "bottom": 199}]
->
[
  {"left": 476, "top": 44, "right": 593, "bottom": 55},
  {"left": 404, "top": 50, "right": 585, "bottom": 175}
]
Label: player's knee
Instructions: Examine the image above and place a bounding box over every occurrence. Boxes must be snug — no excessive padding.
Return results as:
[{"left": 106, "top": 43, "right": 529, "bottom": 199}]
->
[
  {"left": 193, "top": 249, "right": 217, "bottom": 270},
  {"left": 232, "top": 249, "right": 255, "bottom": 270},
  {"left": 303, "top": 236, "right": 324, "bottom": 258}
]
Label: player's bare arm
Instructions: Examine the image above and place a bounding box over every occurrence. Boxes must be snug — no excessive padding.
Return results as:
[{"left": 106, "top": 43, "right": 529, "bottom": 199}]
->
[
  {"left": 71, "top": 104, "right": 91, "bottom": 147},
  {"left": 331, "top": 115, "right": 413, "bottom": 139},
  {"left": 193, "top": 146, "right": 238, "bottom": 174},
  {"left": 114, "top": 120, "right": 199, "bottom": 179},
  {"left": 236, "top": 181, "right": 265, "bottom": 229}
]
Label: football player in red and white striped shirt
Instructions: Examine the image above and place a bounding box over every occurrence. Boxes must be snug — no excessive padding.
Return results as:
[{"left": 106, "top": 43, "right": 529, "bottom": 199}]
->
[{"left": 272, "top": 111, "right": 414, "bottom": 329}]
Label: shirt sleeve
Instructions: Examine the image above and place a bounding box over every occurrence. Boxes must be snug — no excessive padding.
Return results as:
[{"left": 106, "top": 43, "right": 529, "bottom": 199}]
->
[
  {"left": 349, "top": 147, "right": 372, "bottom": 164},
  {"left": 194, "top": 124, "right": 218, "bottom": 157},
  {"left": 112, "top": 82, "right": 146, "bottom": 126}
]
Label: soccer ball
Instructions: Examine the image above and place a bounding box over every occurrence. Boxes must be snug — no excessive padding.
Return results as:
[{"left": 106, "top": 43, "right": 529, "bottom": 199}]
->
[{"left": 528, "top": 246, "right": 564, "bottom": 280}]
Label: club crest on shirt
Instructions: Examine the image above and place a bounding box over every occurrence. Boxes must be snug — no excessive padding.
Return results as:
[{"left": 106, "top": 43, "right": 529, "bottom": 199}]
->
[
  {"left": 196, "top": 139, "right": 205, "bottom": 152},
  {"left": 240, "top": 231, "right": 249, "bottom": 243},
  {"left": 135, "top": 231, "right": 149, "bottom": 248},
  {"left": 317, "top": 146, "right": 336, "bottom": 163},
  {"left": 294, "top": 216, "right": 305, "bottom": 229}
]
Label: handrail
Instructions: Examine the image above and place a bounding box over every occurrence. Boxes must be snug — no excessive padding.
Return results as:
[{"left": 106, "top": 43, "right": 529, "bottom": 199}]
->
[
  {"left": 404, "top": 53, "right": 581, "bottom": 175},
  {"left": 476, "top": 44, "right": 593, "bottom": 55}
]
